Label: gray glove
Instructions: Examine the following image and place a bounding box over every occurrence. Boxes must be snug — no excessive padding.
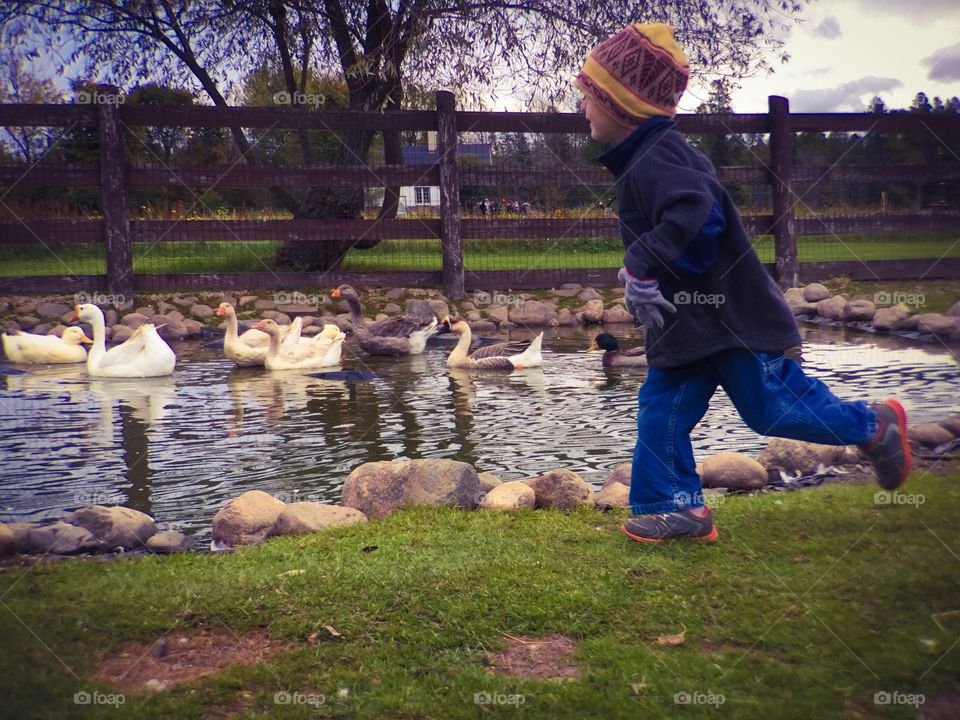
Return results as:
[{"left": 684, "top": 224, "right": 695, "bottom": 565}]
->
[{"left": 618, "top": 268, "right": 677, "bottom": 330}]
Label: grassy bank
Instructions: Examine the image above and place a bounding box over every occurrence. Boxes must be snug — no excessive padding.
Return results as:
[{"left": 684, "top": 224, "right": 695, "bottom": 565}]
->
[
  {"left": 1, "top": 230, "right": 957, "bottom": 275},
  {"left": 3, "top": 468, "right": 959, "bottom": 718}
]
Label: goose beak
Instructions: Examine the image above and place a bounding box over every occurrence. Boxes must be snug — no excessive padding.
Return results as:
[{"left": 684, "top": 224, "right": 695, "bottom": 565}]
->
[
  {"left": 216, "top": 304, "right": 225, "bottom": 316},
  {"left": 253, "top": 322, "right": 265, "bottom": 330},
  {"left": 331, "top": 288, "right": 342, "bottom": 298},
  {"left": 587, "top": 341, "right": 599, "bottom": 352},
  {"left": 69, "top": 304, "right": 80, "bottom": 323},
  {"left": 79, "top": 334, "right": 93, "bottom": 345}
]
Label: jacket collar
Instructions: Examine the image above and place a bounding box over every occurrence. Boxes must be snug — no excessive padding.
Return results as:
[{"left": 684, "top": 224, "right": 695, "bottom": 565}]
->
[{"left": 597, "top": 116, "right": 676, "bottom": 177}]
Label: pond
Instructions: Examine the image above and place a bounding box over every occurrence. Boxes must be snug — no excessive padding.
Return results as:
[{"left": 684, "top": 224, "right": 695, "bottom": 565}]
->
[{"left": 1, "top": 324, "right": 957, "bottom": 543}]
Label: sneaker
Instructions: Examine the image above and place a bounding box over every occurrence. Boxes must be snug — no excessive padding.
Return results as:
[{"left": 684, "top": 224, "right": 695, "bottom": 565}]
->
[
  {"left": 620, "top": 507, "right": 719, "bottom": 544},
  {"left": 858, "top": 398, "right": 911, "bottom": 491}
]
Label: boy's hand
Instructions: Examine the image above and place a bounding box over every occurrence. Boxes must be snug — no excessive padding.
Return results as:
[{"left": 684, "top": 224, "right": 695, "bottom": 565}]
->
[{"left": 618, "top": 268, "right": 677, "bottom": 330}]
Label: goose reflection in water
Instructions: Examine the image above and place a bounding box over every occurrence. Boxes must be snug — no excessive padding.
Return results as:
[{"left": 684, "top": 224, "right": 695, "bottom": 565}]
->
[{"left": 226, "top": 367, "right": 351, "bottom": 430}]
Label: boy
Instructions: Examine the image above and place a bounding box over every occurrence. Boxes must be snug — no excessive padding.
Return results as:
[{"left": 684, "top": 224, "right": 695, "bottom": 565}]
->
[{"left": 575, "top": 23, "right": 911, "bottom": 543}]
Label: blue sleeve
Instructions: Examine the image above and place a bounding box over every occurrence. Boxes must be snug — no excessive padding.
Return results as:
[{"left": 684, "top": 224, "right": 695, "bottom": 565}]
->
[{"left": 669, "top": 199, "right": 725, "bottom": 274}]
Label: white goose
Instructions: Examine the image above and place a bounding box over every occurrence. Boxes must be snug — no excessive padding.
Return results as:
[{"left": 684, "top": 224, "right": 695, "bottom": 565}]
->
[
  {"left": 216, "top": 302, "right": 338, "bottom": 367},
  {"left": 440, "top": 317, "right": 543, "bottom": 370},
  {"left": 73, "top": 303, "right": 176, "bottom": 377},
  {"left": 254, "top": 319, "right": 345, "bottom": 370},
  {"left": 2, "top": 326, "right": 92, "bottom": 364}
]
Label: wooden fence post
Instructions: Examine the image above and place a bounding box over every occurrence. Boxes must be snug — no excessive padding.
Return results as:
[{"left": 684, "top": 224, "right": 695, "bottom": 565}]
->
[
  {"left": 768, "top": 95, "right": 799, "bottom": 289},
  {"left": 97, "top": 84, "right": 134, "bottom": 306},
  {"left": 436, "top": 90, "right": 464, "bottom": 299}
]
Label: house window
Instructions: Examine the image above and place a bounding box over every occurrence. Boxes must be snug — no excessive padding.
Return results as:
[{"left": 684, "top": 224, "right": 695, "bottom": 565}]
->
[{"left": 414, "top": 186, "right": 431, "bottom": 205}]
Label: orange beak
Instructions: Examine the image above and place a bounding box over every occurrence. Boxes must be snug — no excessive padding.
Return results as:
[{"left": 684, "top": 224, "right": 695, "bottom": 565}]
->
[
  {"left": 253, "top": 322, "right": 265, "bottom": 330},
  {"left": 69, "top": 304, "right": 80, "bottom": 323},
  {"left": 79, "top": 334, "right": 93, "bottom": 345},
  {"left": 331, "top": 288, "right": 341, "bottom": 298},
  {"left": 216, "top": 304, "right": 225, "bottom": 316}
]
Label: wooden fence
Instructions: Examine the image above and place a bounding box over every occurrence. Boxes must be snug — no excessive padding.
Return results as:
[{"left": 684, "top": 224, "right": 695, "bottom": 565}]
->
[{"left": 1, "top": 89, "right": 959, "bottom": 300}]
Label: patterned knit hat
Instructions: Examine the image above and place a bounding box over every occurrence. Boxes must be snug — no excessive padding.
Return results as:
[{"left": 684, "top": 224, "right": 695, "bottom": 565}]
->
[{"left": 575, "top": 23, "right": 689, "bottom": 125}]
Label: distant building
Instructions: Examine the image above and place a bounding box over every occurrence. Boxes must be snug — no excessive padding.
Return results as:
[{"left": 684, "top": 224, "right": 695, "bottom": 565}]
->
[{"left": 394, "top": 132, "right": 492, "bottom": 212}]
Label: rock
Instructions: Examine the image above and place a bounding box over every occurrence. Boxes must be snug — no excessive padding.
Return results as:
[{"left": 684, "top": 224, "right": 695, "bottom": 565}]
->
[
  {"left": 552, "top": 287, "right": 582, "bottom": 298},
  {"left": 756, "top": 438, "right": 856, "bottom": 474},
  {"left": 239, "top": 295, "right": 259, "bottom": 307},
  {"left": 909, "top": 423, "right": 956, "bottom": 447},
  {"left": 498, "top": 321, "right": 517, "bottom": 330},
  {"left": 945, "top": 300, "right": 960, "bottom": 318},
  {"left": 254, "top": 299, "right": 276, "bottom": 310},
  {"left": 803, "top": 283, "right": 831, "bottom": 302},
  {"left": 487, "top": 305, "right": 510, "bottom": 324},
  {"left": 479, "top": 481, "right": 536, "bottom": 511},
  {"left": 872, "top": 303, "right": 912, "bottom": 331},
  {"left": 172, "top": 295, "right": 199, "bottom": 306},
  {"left": 581, "top": 299, "right": 605, "bottom": 323},
  {"left": 341, "top": 459, "right": 481, "bottom": 518},
  {"left": 190, "top": 303, "right": 214, "bottom": 319},
  {"left": 3, "top": 320, "right": 20, "bottom": 334},
  {"left": 18, "top": 315, "right": 39, "bottom": 330},
  {"left": 162, "top": 309, "right": 185, "bottom": 322},
  {"left": 841, "top": 299, "right": 876, "bottom": 322},
  {"left": 385, "top": 287, "right": 406, "bottom": 300},
  {"left": 32, "top": 323, "right": 52, "bottom": 335},
  {"left": 594, "top": 482, "right": 631, "bottom": 509},
  {"left": 914, "top": 314, "right": 960, "bottom": 337},
  {"left": 122, "top": 312, "right": 150, "bottom": 329},
  {"left": 816, "top": 295, "right": 847, "bottom": 320},
  {"left": 374, "top": 313, "right": 389, "bottom": 322},
  {"left": 270, "top": 503, "right": 367, "bottom": 536},
  {"left": 383, "top": 303, "right": 401, "bottom": 315},
  {"left": 404, "top": 299, "right": 436, "bottom": 322},
  {"left": 261, "top": 310, "right": 291, "bottom": 325},
  {"left": 64, "top": 505, "right": 156, "bottom": 549},
  {"left": 701, "top": 452, "right": 767, "bottom": 490},
  {"left": 460, "top": 301, "right": 477, "bottom": 311},
  {"left": 601, "top": 463, "right": 632, "bottom": 488},
  {"left": 466, "top": 311, "right": 482, "bottom": 322},
  {"left": 508, "top": 300, "right": 557, "bottom": 326},
  {"left": 561, "top": 282, "right": 582, "bottom": 290},
  {"left": 46, "top": 325, "right": 66, "bottom": 337},
  {"left": 556, "top": 308, "right": 577, "bottom": 326},
  {"left": 525, "top": 469, "right": 595, "bottom": 510},
  {"left": 145, "top": 531, "right": 193, "bottom": 554},
  {"left": 36, "top": 301, "right": 71, "bottom": 319},
  {"left": 784, "top": 287, "right": 804, "bottom": 304},
  {"left": 156, "top": 322, "right": 187, "bottom": 341},
  {"left": 0, "top": 525, "right": 15, "bottom": 557},
  {"left": 940, "top": 415, "right": 960, "bottom": 437},
  {"left": 111, "top": 325, "right": 134, "bottom": 343},
  {"left": 212, "top": 490, "right": 286, "bottom": 546},
  {"left": 428, "top": 299, "right": 450, "bottom": 319},
  {"left": 2, "top": 522, "right": 37, "bottom": 552},
  {"left": 578, "top": 287, "right": 603, "bottom": 301},
  {"left": 24, "top": 522, "right": 105, "bottom": 555},
  {"left": 478, "top": 472, "right": 503, "bottom": 493},
  {"left": 157, "top": 301, "right": 177, "bottom": 315},
  {"left": 471, "top": 320, "right": 498, "bottom": 333},
  {"left": 183, "top": 319, "right": 202, "bottom": 337},
  {"left": 135, "top": 306, "right": 156, "bottom": 317},
  {"left": 602, "top": 305, "right": 634, "bottom": 324}
]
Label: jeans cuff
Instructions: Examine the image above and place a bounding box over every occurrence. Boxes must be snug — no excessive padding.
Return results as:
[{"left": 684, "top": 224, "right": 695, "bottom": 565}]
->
[{"left": 630, "top": 499, "right": 704, "bottom": 515}]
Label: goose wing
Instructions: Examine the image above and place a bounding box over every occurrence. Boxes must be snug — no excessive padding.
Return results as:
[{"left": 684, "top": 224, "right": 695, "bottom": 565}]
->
[
  {"left": 97, "top": 326, "right": 151, "bottom": 368},
  {"left": 366, "top": 315, "right": 434, "bottom": 339},
  {"left": 468, "top": 338, "right": 535, "bottom": 361}
]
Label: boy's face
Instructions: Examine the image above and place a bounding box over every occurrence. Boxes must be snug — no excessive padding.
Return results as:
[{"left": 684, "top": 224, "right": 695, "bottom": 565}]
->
[{"left": 581, "top": 96, "right": 634, "bottom": 144}]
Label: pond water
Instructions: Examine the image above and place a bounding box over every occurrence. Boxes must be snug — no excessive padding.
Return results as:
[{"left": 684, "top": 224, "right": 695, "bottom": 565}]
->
[{"left": 1, "top": 324, "right": 957, "bottom": 543}]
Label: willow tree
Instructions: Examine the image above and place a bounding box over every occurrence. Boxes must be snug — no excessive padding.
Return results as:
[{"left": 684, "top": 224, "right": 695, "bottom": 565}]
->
[{"left": 1, "top": 0, "right": 804, "bottom": 270}]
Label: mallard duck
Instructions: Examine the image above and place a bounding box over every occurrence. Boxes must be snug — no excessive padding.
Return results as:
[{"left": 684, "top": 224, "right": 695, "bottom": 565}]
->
[
  {"left": 331, "top": 284, "right": 438, "bottom": 356},
  {"left": 2, "top": 326, "right": 92, "bottom": 364},
  {"left": 439, "top": 317, "right": 543, "bottom": 370},
  {"left": 72, "top": 303, "right": 176, "bottom": 377},
  {"left": 587, "top": 333, "right": 647, "bottom": 368},
  {"left": 254, "top": 319, "right": 345, "bottom": 370}
]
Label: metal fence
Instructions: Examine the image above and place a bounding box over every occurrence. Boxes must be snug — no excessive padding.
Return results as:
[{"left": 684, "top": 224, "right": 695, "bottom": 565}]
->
[{"left": 0, "top": 90, "right": 958, "bottom": 300}]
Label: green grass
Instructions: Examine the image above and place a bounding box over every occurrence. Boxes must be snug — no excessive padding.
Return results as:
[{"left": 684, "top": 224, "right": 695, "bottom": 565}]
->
[
  {"left": 1, "top": 231, "right": 957, "bottom": 275},
  {"left": 2, "top": 468, "right": 960, "bottom": 718}
]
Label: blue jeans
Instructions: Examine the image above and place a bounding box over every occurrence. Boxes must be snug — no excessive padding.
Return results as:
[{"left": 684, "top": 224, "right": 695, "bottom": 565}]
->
[{"left": 630, "top": 348, "right": 878, "bottom": 515}]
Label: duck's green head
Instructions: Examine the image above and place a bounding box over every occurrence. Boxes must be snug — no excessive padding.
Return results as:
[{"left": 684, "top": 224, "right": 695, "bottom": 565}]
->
[{"left": 587, "top": 333, "right": 620, "bottom": 352}]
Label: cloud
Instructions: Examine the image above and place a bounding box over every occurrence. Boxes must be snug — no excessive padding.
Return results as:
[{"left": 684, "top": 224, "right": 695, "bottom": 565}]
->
[
  {"left": 805, "top": 67, "right": 832, "bottom": 77},
  {"left": 791, "top": 76, "right": 904, "bottom": 112},
  {"left": 855, "top": 0, "right": 960, "bottom": 20},
  {"left": 923, "top": 42, "right": 960, "bottom": 81},
  {"left": 810, "top": 16, "right": 841, "bottom": 39}
]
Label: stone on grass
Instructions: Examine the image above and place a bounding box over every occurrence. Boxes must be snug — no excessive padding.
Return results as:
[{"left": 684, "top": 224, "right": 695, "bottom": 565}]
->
[
  {"left": 25, "top": 522, "right": 105, "bottom": 555},
  {"left": 64, "top": 505, "right": 156, "bottom": 549},
  {"left": 385, "top": 287, "right": 406, "bottom": 300},
  {"left": 594, "top": 482, "right": 631, "bottom": 509},
  {"left": 0, "top": 525, "right": 16, "bottom": 557},
  {"left": 478, "top": 472, "right": 503, "bottom": 493},
  {"left": 270, "top": 503, "right": 367, "bottom": 536},
  {"left": 212, "top": 490, "right": 286, "bottom": 546},
  {"left": 601, "top": 463, "right": 632, "bottom": 488},
  {"left": 909, "top": 423, "right": 956, "bottom": 447},
  {"left": 341, "top": 459, "right": 481, "bottom": 519},
  {"left": 1, "top": 523, "right": 36, "bottom": 553},
  {"left": 756, "top": 438, "right": 857, "bottom": 474},
  {"left": 803, "top": 283, "right": 830, "bottom": 302},
  {"left": 145, "top": 531, "right": 193, "bottom": 554},
  {"left": 581, "top": 299, "right": 605, "bottom": 323},
  {"left": 700, "top": 452, "right": 767, "bottom": 490},
  {"left": 383, "top": 303, "right": 401, "bottom": 315},
  {"left": 479, "top": 482, "right": 536, "bottom": 511},
  {"left": 841, "top": 299, "right": 876, "bottom": 322},
  {"left": 578, "top": 288, "right": 603, "bottom": 301},
  {"left": 525, "top": 469, "right": 595, "bottom": 510},
  {"left": 816, "top": 295, "right": 847, "bottom": 320}
]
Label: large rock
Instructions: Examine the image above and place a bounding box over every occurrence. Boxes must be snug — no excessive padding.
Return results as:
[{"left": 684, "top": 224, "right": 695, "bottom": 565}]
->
[
  {"left": 581, "top": 299, "right": 605, "bottom": 324},
  {"left": 111, "top": 325, "right": 134, "bottom": 343},
  {"left": 940, "top": 415, "right": 960, "bottom": 437},
  {"left": 784, "top": 288, "right": 818, "bottom": 316},
  {"left": 261, "top": 310, "right": 291, "bottom": 325},
  {"left": 872, "top": 304, "right": 912, "bottom": 331},
  {"left": 428, "top": 299, "right": 450, "bottom": 320},
  {"left": 915, "top": 314, "right": 960, "bottom": 337},
  {"left": 24, "top": 522, "right": 105, "bottom": 555},
  {"left": 556, "top": 308, "right": 577, "bottom": 326},
  {"left": 0, "top": 523, "right": 36, "bottom": 553},
  {"left": 0, "top": 525, "right": 15, "bottom": 557},
  {"left": 816, "top": 295, "right": 847, "bottom": 320},
  {"left": 803, "top": 283, "right": 831, "bottom": 302},
  {"left": 841, "top": 299, "right": 876, "bottom": 322},
  {"left": 478, "top": 472, "right": 503, "bottom": 493},
  {"left": 508, "top": 300, "right": 557, "bottom": 326},
  {"left": 145, "top": 531, "right": 193, "bottom": 554},
  {"left": 756, "top": 438, "right": 857, "bottom": 474},
  {"left": 601, "top": 463, "right": 632, "bottom": 488},
  {"left": 479, "top": 481, "right": 536, "bottom": 511},
  {"left": 404, "top": 299, "right": 436, "bottom": 322},
  {"left": 594, "top": 482, "right": 631, "bottom": 509},
  {"left": 212, "top": 490, "right": 286, "bottom": 546},
  {"left": 578, "top": 287, "right": 603, "bottom": 302},
  {"left": 190, "top": 303, "right": 215, "bottom": 319},
  {"left": 486, "top": 305, "right": 510, "bottom": 324},
  {"left": 64, "top": 505, "right": 156, "bottom": 549},
  {"left": 700, "top": 452, "right": 767, "bottom": 490},
  {"left": 602, "top": 305, "right": 634, "bottom": 324},
  {"left": 525, "top": 469, "right": 595, "bottom": 510},
  {"left": 341, "top": 459, "right": 481, "bottom": 518},
  {"left": 156, "top": 322, "right": 188, "bottom": 342},
  {"left": 909, "top": 423, "right": 956, "bottom": 447},
  {"left": 270, "top": 503, "right": 367, "bottom": 536},
  {"left": 471, "top": 320, "right": 498, "bottom": 333},
  {"left": 36, "top": 301, "right": 71, "bottom": 319},
  {"left": 122, "top": 312, "right": 151, "bottom": 329}
]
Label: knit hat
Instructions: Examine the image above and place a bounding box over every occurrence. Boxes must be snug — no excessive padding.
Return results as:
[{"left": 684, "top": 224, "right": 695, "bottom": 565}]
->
[{"left": 575, "top": 23, "right": 689, "bottom": 126}]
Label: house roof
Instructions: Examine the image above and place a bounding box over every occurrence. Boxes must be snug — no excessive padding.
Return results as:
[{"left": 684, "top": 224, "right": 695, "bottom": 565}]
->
[{"left": 401, "top": 143, "right": 492, "bottom": 164}]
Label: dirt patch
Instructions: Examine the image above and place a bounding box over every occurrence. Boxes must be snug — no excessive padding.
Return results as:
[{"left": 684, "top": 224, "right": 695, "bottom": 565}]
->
[
  {"left": 486, "top": 634, "right": 580, "bottom": 680},
  {"left": 93, "top": 628, "right": 291, "bottom": 692}
]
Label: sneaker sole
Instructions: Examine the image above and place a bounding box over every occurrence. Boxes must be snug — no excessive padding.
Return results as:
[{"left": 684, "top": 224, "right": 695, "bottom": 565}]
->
[
  {"left": 881, "top": 398, "right": 911, "bottom": 491},
  {"left": 619, "top": 523, "right": 719, "bottom": 544}
]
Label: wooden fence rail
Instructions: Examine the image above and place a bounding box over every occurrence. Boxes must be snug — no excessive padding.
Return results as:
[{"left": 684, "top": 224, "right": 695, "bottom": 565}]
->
[{"left": 1, "top": 89, "right": 959, "bottom": 300}]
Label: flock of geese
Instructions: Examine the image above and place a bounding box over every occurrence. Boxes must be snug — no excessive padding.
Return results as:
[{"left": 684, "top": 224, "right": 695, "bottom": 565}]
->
[{"left": 1, "top": 284, "right": 648, "bottom": 377}]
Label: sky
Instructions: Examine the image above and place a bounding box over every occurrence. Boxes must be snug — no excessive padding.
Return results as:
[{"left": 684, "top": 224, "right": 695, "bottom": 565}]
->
[{"left": 711, "top": 0, "right": 960, "bottom": 113}]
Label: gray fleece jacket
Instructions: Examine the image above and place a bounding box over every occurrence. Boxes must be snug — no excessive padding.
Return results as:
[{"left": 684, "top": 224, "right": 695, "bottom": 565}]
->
[{"left": 598, "top": 117, "right": 801, "bottom": 368}]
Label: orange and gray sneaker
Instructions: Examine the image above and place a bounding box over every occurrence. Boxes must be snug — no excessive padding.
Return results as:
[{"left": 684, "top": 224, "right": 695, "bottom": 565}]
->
[
  {"left": 858, "top": 398, "right": 911, "bottom": 491},
  {"left": 620, "top": 506, "right": 719, "bottom": 544}
]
